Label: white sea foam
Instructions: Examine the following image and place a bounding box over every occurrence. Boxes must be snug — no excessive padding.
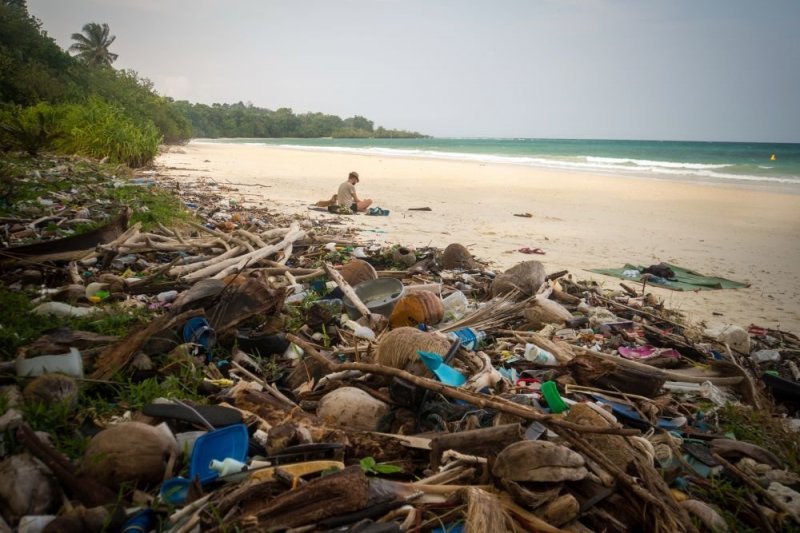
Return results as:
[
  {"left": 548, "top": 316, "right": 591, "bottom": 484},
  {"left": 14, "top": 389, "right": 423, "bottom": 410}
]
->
[
  {"left": 207, "top": 140, "right": 800, "bottom": 186},
  {"left": 585, "top": 156, "right": 730, "bottom": 170}
]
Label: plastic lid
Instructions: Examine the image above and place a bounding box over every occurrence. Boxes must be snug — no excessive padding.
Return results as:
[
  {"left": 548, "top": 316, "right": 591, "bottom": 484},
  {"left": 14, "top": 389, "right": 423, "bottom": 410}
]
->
[{"left": 541, "top": 381, "right": 569, "bottom": 414}]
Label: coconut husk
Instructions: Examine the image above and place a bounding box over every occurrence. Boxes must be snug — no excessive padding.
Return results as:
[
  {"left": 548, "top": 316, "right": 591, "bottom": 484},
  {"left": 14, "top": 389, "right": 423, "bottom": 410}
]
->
[
  {"left": 492, "top": 260, "right": 546, "bottom": 297},
  {"left": 523, "top": 296, "right": 573, "bottom": 328},
  {"left": 389, "top": 291, "right": 445, "bottom": 328},
  {"left": 442, "top": 243, "right": 479, "bottom": 270},
  {"left": 493, "top": 440, "right": 587, "bottom": 483},
  {"left": 80, "top": 422, "right": 178, "bottom": 489},
  {"left": 376, "top": 327, "right": 450, "bottom": 378},
  {"left": 565, "top": 403, "right": 635, "bottom": 470},
  {"left": 316, "top": 386, "right": 389, "bottom": 431},
  {"left": 337, "top": 258, "right": 377, "bottom": 287},
  {"left": 23, "top": 374, "right": 79, "bottom": 412},
  {"left": 458, "top": 487, "right": 518, "bottom": 533}
]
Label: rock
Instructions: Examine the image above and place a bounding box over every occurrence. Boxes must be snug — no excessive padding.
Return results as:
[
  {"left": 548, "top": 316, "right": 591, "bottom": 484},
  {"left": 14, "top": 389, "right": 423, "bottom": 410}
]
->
[
  {"left": 493, "top": 440, "right": 588, "bottom": 482},
  {"left": 0, "top": 454, "right": 60, "bottom": 526},
  {"left": 316, "top": 387, "right": 389, "bottom": 431},
  {"left": 80, "top": 422, "right": 178, "bottom": 489}
]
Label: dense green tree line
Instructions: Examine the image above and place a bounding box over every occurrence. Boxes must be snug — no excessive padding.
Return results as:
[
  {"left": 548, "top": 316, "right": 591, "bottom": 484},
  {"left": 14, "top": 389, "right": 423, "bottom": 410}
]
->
[
  {"left": 173, "top": 101, "right": 425, "bottom": 139},
  {"left": 0, "top": 0, "right": 424, "bottom": 167}
]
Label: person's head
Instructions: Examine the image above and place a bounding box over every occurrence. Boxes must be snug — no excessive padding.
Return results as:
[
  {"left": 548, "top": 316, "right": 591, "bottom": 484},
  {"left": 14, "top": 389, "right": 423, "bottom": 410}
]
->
[{"left": 348, "top": 171, "right": 359, "bottom": 184}]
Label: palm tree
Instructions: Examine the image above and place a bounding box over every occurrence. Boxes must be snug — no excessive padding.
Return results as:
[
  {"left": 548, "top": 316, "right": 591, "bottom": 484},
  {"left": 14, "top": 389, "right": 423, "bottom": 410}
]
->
[{"left": 69, "top": 22, "right": 118, "bottom": 67}]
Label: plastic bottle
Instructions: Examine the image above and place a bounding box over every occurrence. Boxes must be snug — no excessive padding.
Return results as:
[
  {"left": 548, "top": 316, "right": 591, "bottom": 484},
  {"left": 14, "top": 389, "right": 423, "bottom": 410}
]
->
[
  {"left": 447, "top": 327, "right": 486, "bottom": 350},
  {"left": 523, "top": 343, "right": 558, "bottom": 366},
  {"left": 442, "top": 290, "right": 469, "bottom": 321}
]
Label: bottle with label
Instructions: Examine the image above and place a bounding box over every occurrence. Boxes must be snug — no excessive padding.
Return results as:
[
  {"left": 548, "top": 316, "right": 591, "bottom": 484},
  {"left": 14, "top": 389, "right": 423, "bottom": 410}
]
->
[
  {"left": 524, "top": 343, "right": 558, "bottom": 366},
  {"left": 447, "top": 327, "right": 486, "bottom": 350}
]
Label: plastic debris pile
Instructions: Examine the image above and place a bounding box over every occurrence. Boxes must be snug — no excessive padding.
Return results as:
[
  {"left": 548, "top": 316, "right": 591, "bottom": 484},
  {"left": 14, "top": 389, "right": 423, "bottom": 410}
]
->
[{"left": 1, "top": 156, "right": 799, "bottom": 532}]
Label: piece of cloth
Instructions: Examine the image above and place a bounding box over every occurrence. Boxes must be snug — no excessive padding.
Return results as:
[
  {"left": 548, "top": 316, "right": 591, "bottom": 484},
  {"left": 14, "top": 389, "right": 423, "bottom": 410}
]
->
[
  {"left": 589, "top": 263, "right": 749, "bottom": 291},
  {"left": 337, "top": 180, "right": 356, "bottom": 207}
]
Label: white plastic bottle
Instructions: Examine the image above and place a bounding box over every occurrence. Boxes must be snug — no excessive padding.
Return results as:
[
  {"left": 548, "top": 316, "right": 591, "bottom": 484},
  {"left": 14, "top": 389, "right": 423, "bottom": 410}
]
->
[{"left": 524, "top": 343, "right": 558, "bottom": 366}]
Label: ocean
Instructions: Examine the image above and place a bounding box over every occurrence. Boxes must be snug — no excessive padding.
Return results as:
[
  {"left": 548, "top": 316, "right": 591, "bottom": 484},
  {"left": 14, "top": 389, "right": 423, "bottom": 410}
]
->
[{"left": 197, "top": 138, "right": 800, "bottom": 190}]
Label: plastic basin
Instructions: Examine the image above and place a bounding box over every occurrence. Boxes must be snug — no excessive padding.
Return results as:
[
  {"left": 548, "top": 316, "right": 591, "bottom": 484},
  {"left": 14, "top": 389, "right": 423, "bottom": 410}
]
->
[{"left": 343, "top": 278, "right": 405, "bottom": 319}]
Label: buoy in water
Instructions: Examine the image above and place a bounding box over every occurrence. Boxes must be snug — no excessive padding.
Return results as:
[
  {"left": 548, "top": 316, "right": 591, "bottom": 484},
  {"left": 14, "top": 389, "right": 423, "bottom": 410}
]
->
[{"left": 770, "top": 153, "right": 776, "bottom": 161}]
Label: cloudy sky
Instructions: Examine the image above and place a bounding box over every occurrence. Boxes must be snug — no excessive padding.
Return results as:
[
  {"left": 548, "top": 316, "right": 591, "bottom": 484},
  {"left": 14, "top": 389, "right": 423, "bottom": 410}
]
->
[{"left": 26, "top": 0, "right": 800, "bottom": 142}]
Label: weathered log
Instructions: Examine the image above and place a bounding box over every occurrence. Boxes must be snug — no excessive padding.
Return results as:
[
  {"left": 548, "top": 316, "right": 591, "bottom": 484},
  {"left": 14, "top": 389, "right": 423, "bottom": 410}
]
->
[
  {"left": 253, "top": 465, "right": 370, "bottom": 529},
  {"left": 1, "top": 208, "right": 131, "bottom": 264},
  {"left": 430, "top": 423, "right": 524, "bottom": 468}
]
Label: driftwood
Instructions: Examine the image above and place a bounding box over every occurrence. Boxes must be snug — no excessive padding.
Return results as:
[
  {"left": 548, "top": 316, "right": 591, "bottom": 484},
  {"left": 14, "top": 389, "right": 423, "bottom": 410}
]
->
[
  {"left": 288, "top": 335, "right": 639, "bottom": 437},
  {"left": 252, "top": 465, "right": 371, "bottom": 529},
  {"left": 0, "top": 208, "right": 131, "bottom": 264},
  {"left": 574, "top": 346, "right": 743, "bottom": 386},
  {"left": 430, "top": 423, "right": 524, "bottom": 468},
  {"left": 91, "top": 308, "right": 202, "bottom": 379}
]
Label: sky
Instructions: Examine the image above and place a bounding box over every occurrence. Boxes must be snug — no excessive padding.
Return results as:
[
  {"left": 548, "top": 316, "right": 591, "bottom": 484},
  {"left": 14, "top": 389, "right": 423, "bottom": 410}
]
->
[{"left": 25, "top": 0, "right": 800, "bottom": 142}]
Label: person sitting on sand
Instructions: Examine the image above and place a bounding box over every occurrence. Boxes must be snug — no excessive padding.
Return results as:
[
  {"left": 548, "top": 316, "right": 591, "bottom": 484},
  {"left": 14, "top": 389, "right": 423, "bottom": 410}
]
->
[{"left": 337, "top": 171, "right": 373, "bottom": 212}]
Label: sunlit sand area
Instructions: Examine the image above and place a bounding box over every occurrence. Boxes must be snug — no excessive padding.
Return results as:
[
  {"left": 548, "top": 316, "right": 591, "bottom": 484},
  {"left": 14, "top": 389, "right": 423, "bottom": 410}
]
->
[{"left": 159, "top": 141, "right": 800, "bottom": 331}]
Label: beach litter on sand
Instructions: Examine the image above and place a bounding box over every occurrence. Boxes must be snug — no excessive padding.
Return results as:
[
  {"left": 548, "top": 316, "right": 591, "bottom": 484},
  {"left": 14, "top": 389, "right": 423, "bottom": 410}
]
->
[{"left": 1, "top": 155, "right": 800, "bottom": 532}]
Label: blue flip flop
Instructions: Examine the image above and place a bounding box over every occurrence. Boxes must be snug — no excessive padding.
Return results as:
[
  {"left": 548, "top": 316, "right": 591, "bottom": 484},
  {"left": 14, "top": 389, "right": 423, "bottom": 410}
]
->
[
  {"left": 367, "top": 207, "right": 390, "bottom": 216},
  {"left": 183, "top": 317, "right": 217, "bottom": 355}
]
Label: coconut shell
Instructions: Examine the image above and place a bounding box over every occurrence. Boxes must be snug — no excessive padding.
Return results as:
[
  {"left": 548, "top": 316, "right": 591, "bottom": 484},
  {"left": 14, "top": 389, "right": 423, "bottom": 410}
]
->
[
  {"left": 442, "top": 243, "right": 479, "bottom": 270},
  {"left": 317, "top": 387, "right": 389, "bottom": 431},
  {"left": 493, "top": 440, "right": 587, "bottom": 483},
  {"left": 491, "top": 260, "right": 546, "bottom": 297},
  {"left": 81, "top": 422, "right": 178, "bottom": 489},
  {"left": 376, "top": 327, "right": 450, "bottom": 377},
  {"left": 23, "top": 374, "right": 79, "bottom": 411},
  {"left": 392, "top": 246, "right": 417, "bottom": 267},
  {"left": 523, "top": 296, "right": 573, "bottom": 328},
  {"left": 389, "top": 291, "right": 445, "bottom": 328},
  {"left": 338, "top": 258, "right": 377, "bottom": 287}
]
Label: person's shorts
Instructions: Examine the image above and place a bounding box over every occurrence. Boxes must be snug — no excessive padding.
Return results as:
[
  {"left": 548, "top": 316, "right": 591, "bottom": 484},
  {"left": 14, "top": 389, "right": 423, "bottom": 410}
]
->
[{"left": 351, "top": 203, "right": 358, "bottom": 212}]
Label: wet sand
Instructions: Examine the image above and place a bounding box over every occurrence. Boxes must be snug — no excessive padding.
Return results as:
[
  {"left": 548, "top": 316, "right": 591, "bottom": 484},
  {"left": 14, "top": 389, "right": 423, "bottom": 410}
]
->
[{"left": 157, "top": 141, "right": 800, "bottom": 333}]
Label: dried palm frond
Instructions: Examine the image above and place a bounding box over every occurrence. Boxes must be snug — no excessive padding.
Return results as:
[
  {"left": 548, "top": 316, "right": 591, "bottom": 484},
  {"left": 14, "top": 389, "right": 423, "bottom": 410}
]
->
[{"left": 438, "top": 290, "right": 534, "bottom": 333}]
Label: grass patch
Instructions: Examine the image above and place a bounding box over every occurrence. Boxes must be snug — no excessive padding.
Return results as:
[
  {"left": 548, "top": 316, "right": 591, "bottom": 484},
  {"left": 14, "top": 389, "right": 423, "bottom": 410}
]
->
[
  {"left": 111, "top": 185, "right": 195, "bottom": 230},
  {"left": 0, "top": 286, "right": 156, "bottom": 359},
  {"left": 716, "top": 404, "right": 800, "bottom": 474}
]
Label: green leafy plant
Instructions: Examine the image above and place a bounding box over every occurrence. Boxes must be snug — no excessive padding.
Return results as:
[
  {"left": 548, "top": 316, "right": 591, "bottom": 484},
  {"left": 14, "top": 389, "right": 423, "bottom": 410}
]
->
[
  {"left": 0, "top": 103, "right": 62, "bottom": 156},
  {"left": 359, "top": 456, "right": 403, "bottom": 475}
]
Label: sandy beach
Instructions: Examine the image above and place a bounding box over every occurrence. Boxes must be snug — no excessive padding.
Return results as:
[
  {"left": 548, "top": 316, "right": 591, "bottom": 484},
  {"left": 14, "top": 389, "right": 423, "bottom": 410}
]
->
[{"left": 156, "top": 141, "right": 800, "bottom": 333}]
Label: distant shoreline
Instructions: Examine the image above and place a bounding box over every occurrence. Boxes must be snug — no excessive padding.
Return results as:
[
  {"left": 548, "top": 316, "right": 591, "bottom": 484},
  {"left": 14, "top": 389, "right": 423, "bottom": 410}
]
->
[
  {"left": 157, "top": 141, "right": 800, "bottom": 332},
  {"left": 191, "top": 137, "right": 800, "bottom": 194}
]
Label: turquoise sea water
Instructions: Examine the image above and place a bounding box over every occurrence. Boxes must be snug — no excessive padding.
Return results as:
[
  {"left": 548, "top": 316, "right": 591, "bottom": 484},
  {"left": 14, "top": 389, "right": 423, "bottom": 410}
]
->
[{"left": 198, "top": 138, "right": 800, "bottom": 190}]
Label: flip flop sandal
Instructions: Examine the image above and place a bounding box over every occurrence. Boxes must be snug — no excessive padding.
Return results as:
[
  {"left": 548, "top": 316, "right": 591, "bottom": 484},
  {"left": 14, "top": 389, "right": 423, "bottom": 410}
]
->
[
  {"left": 142, "top": 403, "right": 243, "bottom": 428},
  {"left": 182, "top": 317, "right": 217, "bottom": 355}
]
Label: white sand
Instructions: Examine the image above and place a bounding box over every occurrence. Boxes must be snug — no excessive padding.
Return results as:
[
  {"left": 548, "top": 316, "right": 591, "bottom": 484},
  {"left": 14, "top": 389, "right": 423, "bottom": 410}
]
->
[{"left": 156, "top": 141, "right": 800, "bottom": 333}]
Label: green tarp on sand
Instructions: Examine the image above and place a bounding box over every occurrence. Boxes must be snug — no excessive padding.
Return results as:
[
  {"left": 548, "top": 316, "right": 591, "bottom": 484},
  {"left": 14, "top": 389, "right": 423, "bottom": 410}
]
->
[{"left": 589, "top": 263, "right": 749, "bottom": 291}]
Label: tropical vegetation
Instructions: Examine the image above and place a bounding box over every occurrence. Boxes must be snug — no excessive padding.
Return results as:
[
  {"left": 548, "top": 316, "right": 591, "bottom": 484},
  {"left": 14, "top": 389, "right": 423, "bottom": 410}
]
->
[
  {"left": 69, "top": 22, "right": 118, "bottom": 67},
  {"left": 0, "top": 0, "right": 424, "bottom": 169}
]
